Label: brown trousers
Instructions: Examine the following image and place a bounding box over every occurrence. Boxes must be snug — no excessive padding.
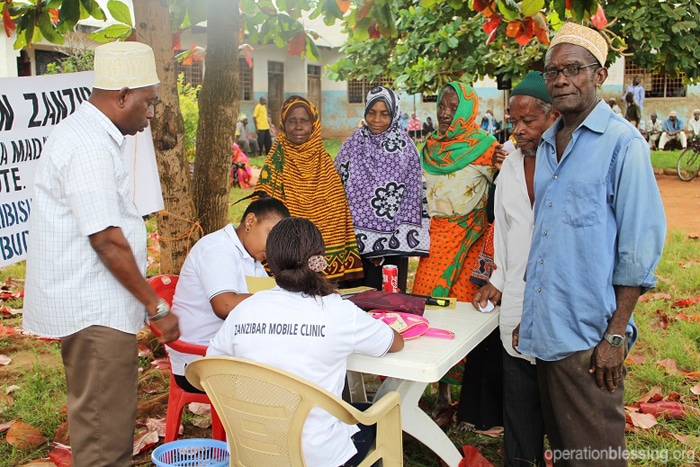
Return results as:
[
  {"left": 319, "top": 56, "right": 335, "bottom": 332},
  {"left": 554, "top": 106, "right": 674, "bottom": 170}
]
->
[
  {"left": 537, "top": 348, "right": 627, "bottom": 467},
  {"left": 61, "top": 326, "right": 138, "bottom": 467}
]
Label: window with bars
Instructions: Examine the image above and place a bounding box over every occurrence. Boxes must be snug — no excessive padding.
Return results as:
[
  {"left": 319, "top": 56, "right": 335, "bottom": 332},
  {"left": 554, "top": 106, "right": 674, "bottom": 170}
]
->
[
  {"left": 174, "top": 52, "right": 204, "bottom": 87},
  {"left": 624, "top": 61, "right": 686, "bottom": 99},
  {"left": 308, "top": 65, "right": 322, "bottom": 77},
  {"left": 239, "top": 57, "right": 253, "bottom": 101},
  {"left": 347, "top": 76, "right": 394, "bottom": 104}
]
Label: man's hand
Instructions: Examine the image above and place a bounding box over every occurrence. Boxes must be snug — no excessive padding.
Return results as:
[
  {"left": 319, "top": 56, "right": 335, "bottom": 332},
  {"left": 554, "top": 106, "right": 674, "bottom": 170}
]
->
[
  {"left": 589, "top": 339, "right": 625, "bottom": 392},
  {"left": 471, "top": 282, "right": 501, "bottom": 310},
  {"left": 152, "top": 313, "right": 180, "bottom": 343},
  {"left": 512, "top": 323, "right": 521, "bottom": 354},
  {"left": 492, "top": 145, "right": 509, "bottom": 170}
]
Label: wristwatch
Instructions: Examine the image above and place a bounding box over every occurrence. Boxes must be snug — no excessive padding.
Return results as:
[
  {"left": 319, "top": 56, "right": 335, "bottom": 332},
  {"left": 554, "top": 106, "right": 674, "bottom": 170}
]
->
[
  {"left": 148, "top": 298, "right": 170, "bottom": 322},
  {"left": 603, "top": 332, "right": 624, "bottom": 347}
]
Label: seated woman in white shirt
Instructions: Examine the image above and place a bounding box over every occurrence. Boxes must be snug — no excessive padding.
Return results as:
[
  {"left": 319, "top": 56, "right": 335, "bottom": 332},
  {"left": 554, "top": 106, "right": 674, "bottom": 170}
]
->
[
  {"left": 208, "top": 217, "right": 404, "bottom": 467},
  {"left": 168, "top": 193, "right": 290, "bottom": 392}
]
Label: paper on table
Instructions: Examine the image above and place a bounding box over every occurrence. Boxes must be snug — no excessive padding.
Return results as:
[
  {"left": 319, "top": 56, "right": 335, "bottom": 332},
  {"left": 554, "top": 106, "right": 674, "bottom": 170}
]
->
[{"left": 478, "top": 300, "right": 495, "bottom": 313}]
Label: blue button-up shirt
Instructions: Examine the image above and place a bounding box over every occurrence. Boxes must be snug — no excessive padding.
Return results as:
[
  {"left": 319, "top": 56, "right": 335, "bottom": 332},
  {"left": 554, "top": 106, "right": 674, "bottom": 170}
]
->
[
  {"left": 519, "top": 101, "right": 666, "bottom": 361},
  {"left": 662, "top": 117, "right": 684, "bottom": 133}
]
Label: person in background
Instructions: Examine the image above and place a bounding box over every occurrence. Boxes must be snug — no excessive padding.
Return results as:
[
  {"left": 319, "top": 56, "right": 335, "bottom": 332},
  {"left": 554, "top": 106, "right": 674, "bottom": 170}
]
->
[
  {"left": 335, "top": 86, "right": 430, "bottom": 292},
  {"left": 23, "top": 42, "right": 180, "bottom": 466},
  {"left": 481, "top": 109, "right": 500, "bottom": 136},
  {"left": 401, "top": 112, "right": 410, "bottom": 131},
  {"left": 255, "top": 95, "right": 364, "bottom": 283},
  {"left": 659, "top": 111, "right": 687, "bottom": 150},
  {"left": 688, "top": 109, "right": 700, "bottom": 140},
  {"left": 518, "top": 23, "right": 665, "bottom": 466},
  {"left": 169, "top": 195, "right": 290, "bottom": 393},
  {"left": 473, "top": 71, "right": 559, "bottom": 467},
  {"left": 412, "top": 82, "right": 503, "bottom": 430},
  {"left": 608, "top": 98, "right": 623, "bottom": 117},
  {"left": 622, "top": 76, "right": 645, "bottom": 116},
  {"left": 230, "top": 143, "right": 253, "bottom": 188},
  {"left": 207, "top": 217, "right": 404, "bottom": 467},
  {"left": 236, "top": 114, "right": 260, "bottom": 156},
  {"left": 422, "top": 116, "right": 435, "bottom": 137},
  {"left": 645, "top": 112, "right": 663, "bottom": 150},
  {"left": 623, "top": 92, "right": 642, "bottom": 129},
  {"left": 254, "top": 96, "right": 272, "bottom": 156},
  {"left": 407, "top": 112, "right": 423, "bottom": 141}
]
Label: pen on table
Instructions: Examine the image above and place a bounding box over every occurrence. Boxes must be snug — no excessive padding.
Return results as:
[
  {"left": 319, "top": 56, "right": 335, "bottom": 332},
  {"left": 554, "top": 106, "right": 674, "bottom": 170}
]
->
[{"left": 403, "top": 293, "right": 450, "bottom": 307}]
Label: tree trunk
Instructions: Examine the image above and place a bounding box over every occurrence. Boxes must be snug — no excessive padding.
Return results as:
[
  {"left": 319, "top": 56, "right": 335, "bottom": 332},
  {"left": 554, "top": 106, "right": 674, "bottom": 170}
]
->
[
  {"left": 193, "top": 0, "right": 240, "bottom": 234},
  {"left": 132, "top": 0, "right": 200, "bottom": 274}
]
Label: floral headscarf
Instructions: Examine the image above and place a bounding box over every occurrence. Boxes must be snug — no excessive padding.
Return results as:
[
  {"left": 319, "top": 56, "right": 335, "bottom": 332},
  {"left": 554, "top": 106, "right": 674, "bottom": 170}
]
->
[{"left": 334, "top": 86, "right": 429, "bottom": 257}]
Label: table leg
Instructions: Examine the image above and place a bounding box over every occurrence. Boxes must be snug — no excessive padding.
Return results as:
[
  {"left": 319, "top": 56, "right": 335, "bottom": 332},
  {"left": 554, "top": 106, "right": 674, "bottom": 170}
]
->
[{"left": 376, "top": 378, "right": 463, "bottom": 467}]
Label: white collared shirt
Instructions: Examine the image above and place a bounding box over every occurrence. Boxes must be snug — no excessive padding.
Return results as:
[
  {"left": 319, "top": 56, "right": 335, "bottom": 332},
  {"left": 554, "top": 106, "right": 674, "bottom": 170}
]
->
[
  {"left": 24, "top": 102, "right": 147, "bottom": 338},
  {"left": 490, "top": 148, "right": 535, "bottom": 362},
  {"left": 168, "top": 224, "right": 268, "bottom": 375}
]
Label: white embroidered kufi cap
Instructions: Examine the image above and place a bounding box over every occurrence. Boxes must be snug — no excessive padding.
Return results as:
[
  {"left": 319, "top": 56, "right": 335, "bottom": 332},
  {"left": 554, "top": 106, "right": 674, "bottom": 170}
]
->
[
  {"left": 93, "top": 41, "right": 160, "bottom": 90},
  {"left": 549, "top": 22, "right": 608, "bottom": 67}
]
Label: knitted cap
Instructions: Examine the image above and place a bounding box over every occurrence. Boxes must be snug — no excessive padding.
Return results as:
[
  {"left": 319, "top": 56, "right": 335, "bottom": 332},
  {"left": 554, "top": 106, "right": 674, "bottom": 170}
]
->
[
  {"left": 93, "top": 42, "right": 160, "bottom": 90},
  {"left": 549, "top": 22, "right": 608, "bottom": 67},
  {"left": 510, "top": 72, "right": 551, "bottom": 104}
]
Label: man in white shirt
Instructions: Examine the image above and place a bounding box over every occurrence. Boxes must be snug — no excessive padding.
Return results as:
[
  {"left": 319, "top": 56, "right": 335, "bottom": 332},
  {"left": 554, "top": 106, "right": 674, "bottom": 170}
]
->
[
  {"left": 23, "top": 42, "right": 179, "bottom": 466},
  {"left": 645, "top": 112, "right": 663, "bottom": 150},
  {"left": 688, "top": 109, "right": 700, "bottom": 140},
  {"left": 472, "top": 72, "right": 559, "bottom": 467}
]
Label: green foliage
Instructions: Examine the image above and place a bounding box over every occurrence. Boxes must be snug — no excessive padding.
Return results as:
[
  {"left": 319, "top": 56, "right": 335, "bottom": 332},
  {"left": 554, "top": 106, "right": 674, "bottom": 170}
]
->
[
  {"left": 329, "top": 0, "right": 700, "bottom": 93},
  {"left": 177, "top": 74, "right": 201, "bottom": 163},
  {"left": 43, "top": 48, "right": 94, "bottom": 75},
  {"left": 604, "top": 0, "right": 700, "bottom": 82}
]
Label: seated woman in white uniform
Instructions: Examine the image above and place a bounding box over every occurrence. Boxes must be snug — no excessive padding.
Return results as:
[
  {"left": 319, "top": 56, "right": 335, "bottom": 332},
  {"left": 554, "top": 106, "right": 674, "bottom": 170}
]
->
[
  {"left": 207, "top": 217, "right": 404, "bottom": 467},
  {"left": 168, "top": 194, "right": 290, "bottom": 392}
]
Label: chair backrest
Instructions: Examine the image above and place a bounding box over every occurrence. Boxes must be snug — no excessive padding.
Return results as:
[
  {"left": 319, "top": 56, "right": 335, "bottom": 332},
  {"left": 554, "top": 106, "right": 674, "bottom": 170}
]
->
[{"left": 185, "top": 356, "right": 403, "bottom": 467}]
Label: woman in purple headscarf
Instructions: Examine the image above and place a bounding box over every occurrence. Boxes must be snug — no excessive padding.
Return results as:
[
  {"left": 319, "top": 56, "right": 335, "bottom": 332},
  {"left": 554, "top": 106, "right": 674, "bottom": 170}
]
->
[{"left": 335, "top": 86, "right": 430, "bottom": 291}]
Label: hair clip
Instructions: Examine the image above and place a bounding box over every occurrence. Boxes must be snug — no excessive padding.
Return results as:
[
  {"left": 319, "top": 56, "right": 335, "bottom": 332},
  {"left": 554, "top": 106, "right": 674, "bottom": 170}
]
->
[{"left": 307, "top": 255, "right": 328, "bottom": 273}]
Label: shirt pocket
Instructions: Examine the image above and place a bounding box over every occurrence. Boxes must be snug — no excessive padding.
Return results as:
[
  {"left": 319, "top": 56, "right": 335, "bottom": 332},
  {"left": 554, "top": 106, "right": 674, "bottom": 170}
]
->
[{"left": 562, "top": 182, "right": 602, "bottom": 228}]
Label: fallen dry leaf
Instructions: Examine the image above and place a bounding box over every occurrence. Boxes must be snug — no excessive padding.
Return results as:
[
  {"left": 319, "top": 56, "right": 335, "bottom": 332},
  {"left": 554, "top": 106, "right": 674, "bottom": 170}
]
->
[
  {"left": 0, "top": 419, "right": 16, "bottom": 433},
  {"left": 132, "top": 426, "right": 159, "bottom": 456},
  {"left": 685, "top": 371, "right": 700, "bottom": 380},
  {"left": 635, "top": 386, "right": 664, "bottom": 405},
  {"left": 691, "top": 383, "right": 700, "bottom": 396},
  {"left": 146, "top": 418, "right": 166, "bottom": 438},
  {"left": 53, "top": 421, "right": 70, "bottom": 445},
  {"left": 627, "top": 410, "right": 658, "bottom": 429},
  {"left": 657, "top": 359, "right": 688, "bottom": 376},
  {"left": 6, "top": 421, "right": 48, "bottom": 450},
  {"left": 151, "top": 358, "right": 170, "bottom": 371},
  {"left": 672, "top": 296, "right": 700, "bottom": 308},
  {"left": 0, "top": 393, "right": 14, "bottom": 414},
  {"left": 0, "top": 326, "right": 16, "bottom": 336},
  {"left": 0, "top": 354, "right": 12, "bottom": 366},
  {"left": 473, "top": 426, "right": 504, "bottom": 438},
  {"left": 48, "top": 442, "right": 72, "bottom": 467},
  {"left": 672, "top": 433, "right": 700, "bottom": 446},
  {"left": 638, "top": 292, "right": 672, "bottom": 303},
  {"left": 188, "top": 402, "right": 211, "bottom": 416},
  {"left": 19, "top": 460, "right": 56, "bottom": 466},
  {"left": 625, "top": 354, "right": 645, "bottom": 365},
  {"left": 191, "top": 415, "right": 213, "bottom": 429},
  {"left": 639, "top": 401, "right": 692, "bottom": 420}
]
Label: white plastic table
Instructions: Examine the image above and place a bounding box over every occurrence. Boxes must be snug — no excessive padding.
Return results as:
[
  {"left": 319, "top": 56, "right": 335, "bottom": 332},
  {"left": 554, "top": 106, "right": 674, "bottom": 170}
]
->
[{"left": 347, "top": 303, "right": 499, "bottom": 467}]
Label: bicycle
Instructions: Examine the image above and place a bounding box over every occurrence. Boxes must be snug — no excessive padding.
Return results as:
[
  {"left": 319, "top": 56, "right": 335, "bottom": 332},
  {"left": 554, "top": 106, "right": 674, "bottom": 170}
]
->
[{"left": 676, "top": 137, "right": 700, "bottom": 181}]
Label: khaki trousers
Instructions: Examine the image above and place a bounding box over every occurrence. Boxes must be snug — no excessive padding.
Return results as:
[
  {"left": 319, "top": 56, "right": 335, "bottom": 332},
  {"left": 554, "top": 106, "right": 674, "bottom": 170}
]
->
[
  {"left": 537, "top": 348, "right": 627, "bottom": 467},
  {"left": 61, "top": 326, "right": 138, "bottom": 467}
]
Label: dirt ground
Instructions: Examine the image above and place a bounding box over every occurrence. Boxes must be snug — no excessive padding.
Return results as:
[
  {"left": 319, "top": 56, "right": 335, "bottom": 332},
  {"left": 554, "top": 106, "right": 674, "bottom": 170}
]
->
[{"left": 655, "top": 174, "right": 700, "bottom": 235}]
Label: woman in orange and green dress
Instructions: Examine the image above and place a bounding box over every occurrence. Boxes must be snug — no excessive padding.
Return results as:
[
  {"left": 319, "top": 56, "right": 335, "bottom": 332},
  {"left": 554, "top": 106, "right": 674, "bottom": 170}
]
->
[{"left": 413, "top": 82, "right": 504, "bottom": 430}]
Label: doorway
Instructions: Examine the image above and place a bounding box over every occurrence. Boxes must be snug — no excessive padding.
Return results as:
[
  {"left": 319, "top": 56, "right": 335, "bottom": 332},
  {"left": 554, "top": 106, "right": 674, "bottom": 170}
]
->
[
  {"left": 307, "top": 64, "right": 322, "bottom": 119},
  {"left": 267, "top": 61, "right": 284, "bottom": 126}
]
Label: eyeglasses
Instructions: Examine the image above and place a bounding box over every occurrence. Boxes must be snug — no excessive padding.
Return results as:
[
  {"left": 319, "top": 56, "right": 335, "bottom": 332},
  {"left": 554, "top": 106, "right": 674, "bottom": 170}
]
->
[{"left": 541, "top": 63, "right": 599, "bottom": 81}]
